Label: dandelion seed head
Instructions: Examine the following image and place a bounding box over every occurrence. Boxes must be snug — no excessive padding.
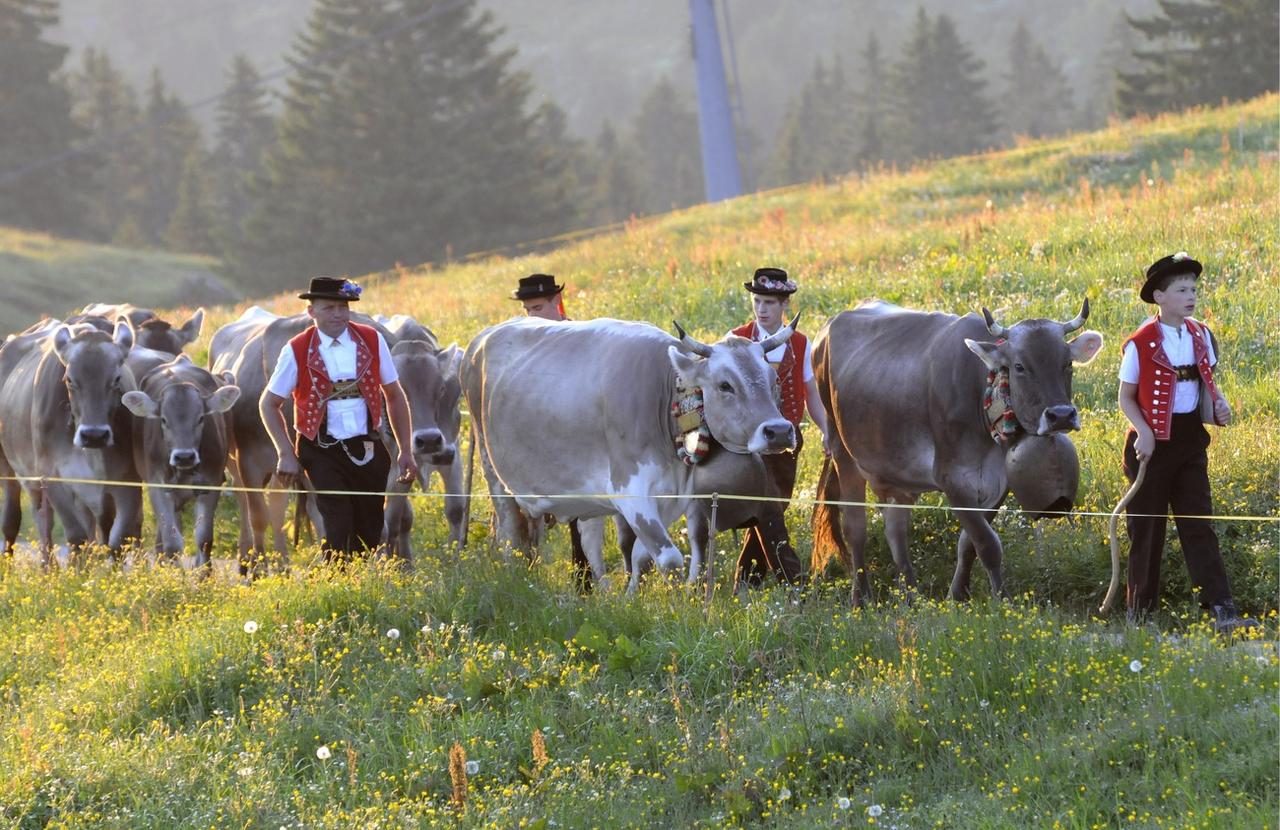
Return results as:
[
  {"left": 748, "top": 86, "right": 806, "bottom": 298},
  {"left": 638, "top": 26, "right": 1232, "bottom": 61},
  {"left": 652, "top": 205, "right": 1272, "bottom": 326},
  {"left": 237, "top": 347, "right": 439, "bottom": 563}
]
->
[
  {"left": 1130, "top": 659, "right": 1143, "bottom": 673},
  {"left": 386, "top": 628, "right": 400, "bottom": 640},
  {"left": 778, "top": 787, "right": 791, "bottom": 801},
  {"left": 464, "top": 760, "right": 479, "bottom": 775},
  {"left": 243, "top": 620, "right": 258, "bottom": 634},
  {"left": 869, "top": 804, "right": 884, "bottom": 817},
  {"left": 837, "top": 796, "right": 851, "bottom": 810},
  {"left": 316, "top": 745, "right": 332, "bottom": 760}
]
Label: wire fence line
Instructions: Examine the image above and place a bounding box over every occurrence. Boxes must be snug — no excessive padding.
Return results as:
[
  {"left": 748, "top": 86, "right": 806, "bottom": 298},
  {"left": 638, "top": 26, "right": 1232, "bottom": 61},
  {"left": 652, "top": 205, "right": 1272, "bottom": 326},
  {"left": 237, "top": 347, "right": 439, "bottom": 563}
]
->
[{"left": 2, "top": 473, "right": 1275, "bottom": 524}]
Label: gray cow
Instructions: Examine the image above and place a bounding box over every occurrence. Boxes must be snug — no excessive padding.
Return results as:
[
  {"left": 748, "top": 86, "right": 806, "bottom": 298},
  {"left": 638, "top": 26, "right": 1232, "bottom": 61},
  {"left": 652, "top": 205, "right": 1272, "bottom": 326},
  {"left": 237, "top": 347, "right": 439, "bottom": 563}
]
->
[
  {"left": 811, "top": 299, "right": 1103, "bottom": 605},
  {"left": 122, "top": 355, "right": 240, "bottom": 568},
  {"left": 0, "top": 319, "right": 141, "bottom": 565},
  {"left": 376, "top": 314, "right": 466, "bottom": 558},
  {"left": 463, "top": 317, "right": 798, "bottom": 593},
  {"left": 76, "top": 303, "right": 204, "bottom": 354}
]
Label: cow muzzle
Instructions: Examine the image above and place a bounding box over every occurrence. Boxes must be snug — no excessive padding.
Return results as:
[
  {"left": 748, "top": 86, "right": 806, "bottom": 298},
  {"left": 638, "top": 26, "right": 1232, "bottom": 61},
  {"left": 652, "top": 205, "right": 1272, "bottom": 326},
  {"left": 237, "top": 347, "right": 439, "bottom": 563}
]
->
[
  {"left": 169, "top": 448, "right": 201, "bottom": 470},
  {"left": 74, "top": 425, "right": 113, "bottom": 448},
  {"left": 412, "top": 428, "right": 444, "bottom": 455},
  {"left": 749, "top": 419, "right": 796, "bottom": 454},
  {"left": 1038, "top": 405, "right": 1080, "bottom": 434}
]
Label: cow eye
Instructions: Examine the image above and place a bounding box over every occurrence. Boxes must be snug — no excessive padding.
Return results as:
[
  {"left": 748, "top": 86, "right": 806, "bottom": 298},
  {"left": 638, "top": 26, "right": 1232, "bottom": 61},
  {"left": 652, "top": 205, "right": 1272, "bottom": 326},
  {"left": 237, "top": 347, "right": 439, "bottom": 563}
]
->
[
  {"left": 1013, "top": 363, "right": 1026, "bottom": 373},
  {"left": 718, "top": 381, "right": 734, "bottom": 394}
]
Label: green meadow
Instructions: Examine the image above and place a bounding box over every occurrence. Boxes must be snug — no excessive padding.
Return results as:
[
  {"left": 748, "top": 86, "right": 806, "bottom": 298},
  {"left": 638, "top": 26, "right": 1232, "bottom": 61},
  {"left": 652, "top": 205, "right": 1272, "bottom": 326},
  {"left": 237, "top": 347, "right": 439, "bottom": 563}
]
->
[{"left": 0, "top": 96, "right": 1276, "bottom": 828}]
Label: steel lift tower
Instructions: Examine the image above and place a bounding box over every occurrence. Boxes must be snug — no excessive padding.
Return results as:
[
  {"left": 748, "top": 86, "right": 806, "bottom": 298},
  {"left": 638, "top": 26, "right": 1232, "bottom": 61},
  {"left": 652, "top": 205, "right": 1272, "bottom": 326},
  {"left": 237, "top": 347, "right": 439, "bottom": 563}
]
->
[{"left": 689, "top": 0, "right": 743, "bottom": 202}]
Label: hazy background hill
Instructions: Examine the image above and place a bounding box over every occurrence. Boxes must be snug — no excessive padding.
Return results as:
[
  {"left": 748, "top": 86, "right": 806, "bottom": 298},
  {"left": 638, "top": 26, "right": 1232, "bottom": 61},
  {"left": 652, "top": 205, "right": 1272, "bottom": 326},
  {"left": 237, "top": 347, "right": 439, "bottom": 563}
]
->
[{"left": 54, "top": 0, "right": 1153, "bottom": 145}]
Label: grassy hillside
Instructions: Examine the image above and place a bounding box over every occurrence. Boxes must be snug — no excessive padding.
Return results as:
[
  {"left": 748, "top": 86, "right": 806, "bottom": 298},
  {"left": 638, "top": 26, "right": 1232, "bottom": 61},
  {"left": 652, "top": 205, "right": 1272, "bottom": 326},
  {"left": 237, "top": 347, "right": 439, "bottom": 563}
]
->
[
  {"left": 0, "top": 227, "right": 240, "bottom": 337},
  {"left": 1, "top": 97, "right": 1276, "bottom": 828}
]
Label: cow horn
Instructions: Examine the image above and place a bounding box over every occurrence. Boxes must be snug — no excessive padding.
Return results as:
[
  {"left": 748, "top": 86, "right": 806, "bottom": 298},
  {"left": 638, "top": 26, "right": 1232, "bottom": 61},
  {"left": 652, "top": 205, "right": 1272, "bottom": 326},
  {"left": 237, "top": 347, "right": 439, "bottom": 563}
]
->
[
  {"left": 1061, "top": 297, "right": 1090, "bottom": 335},
  {"left": 759, "top": 312, "right": 802, "bottom": 353},
  {"left": 672, "top": 320, "right": 712, "bottom": 357},
  {"left": 982, "top": 308, "right": 1007, "bottom": 338}
]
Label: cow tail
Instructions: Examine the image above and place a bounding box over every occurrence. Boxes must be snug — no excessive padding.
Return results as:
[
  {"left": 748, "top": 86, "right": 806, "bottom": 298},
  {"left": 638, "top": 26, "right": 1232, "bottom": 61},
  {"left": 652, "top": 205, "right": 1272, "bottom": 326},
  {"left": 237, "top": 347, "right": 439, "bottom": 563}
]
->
[{"left": 810, "top": 453, "right": 850, "bottom": 579}]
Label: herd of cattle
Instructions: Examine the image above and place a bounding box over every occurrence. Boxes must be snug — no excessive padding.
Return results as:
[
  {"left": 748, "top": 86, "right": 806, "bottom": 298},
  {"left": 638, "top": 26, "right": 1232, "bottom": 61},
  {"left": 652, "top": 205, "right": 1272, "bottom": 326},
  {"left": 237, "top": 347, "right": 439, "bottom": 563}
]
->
[{"left": 0, "top": 299, "right": 1103, "bottom": 601}]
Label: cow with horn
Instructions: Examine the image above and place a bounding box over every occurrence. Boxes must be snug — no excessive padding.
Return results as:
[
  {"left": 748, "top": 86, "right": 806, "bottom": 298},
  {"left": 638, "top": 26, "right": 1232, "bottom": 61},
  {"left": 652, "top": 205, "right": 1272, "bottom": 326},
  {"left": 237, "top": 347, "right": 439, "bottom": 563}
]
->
[
  {"left": 463, "top": 315, "right": 799, "bottom": 593},
  {"left": 811, "top": 299, "right": 1103, "bottom": 605}
]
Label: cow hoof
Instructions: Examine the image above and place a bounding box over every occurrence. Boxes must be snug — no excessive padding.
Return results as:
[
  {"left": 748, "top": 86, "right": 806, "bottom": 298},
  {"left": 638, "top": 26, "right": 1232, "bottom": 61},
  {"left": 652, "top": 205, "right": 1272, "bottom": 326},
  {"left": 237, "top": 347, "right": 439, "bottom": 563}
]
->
[{"left": 656, "top": 549, "right": 683, "bottom": 573}]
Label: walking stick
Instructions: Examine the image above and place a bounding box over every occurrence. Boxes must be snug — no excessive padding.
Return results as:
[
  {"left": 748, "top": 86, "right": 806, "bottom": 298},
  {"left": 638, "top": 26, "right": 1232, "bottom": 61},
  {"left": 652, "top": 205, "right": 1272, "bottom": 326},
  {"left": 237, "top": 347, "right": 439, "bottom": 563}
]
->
[
  {"left": 1099, "top": 456, "right": 1149, "bottom": 614},
  {"left": 704, "top": 493, "right": 719, "bottom": 614},
  {"left": 460, "top": 418, "right": 477, "bottom": 548}
]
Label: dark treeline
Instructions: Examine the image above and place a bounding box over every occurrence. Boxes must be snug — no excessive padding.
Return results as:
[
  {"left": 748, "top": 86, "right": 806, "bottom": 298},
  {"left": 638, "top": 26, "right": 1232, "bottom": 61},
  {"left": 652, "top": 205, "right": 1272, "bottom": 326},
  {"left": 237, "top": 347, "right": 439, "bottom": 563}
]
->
[{"left": 1, "top": 0, "right": 1276, "bottom": 296}]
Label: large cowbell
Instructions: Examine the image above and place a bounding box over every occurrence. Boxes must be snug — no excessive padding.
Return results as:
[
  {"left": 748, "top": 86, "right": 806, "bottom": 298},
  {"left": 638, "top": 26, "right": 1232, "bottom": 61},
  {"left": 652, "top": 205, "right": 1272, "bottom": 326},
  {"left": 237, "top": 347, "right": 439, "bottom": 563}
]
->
[{"left": 1004, "top": 432, "right": 1080, "bottom": 520}]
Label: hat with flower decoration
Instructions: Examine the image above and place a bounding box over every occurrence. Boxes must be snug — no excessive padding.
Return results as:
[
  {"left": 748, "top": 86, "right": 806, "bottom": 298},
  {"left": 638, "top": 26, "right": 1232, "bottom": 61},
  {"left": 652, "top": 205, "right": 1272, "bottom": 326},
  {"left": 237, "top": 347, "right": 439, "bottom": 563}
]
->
[
  {"left": 743, "top": 267, "right": 797, "bottom": 296},
  {"left": 1140, "top": 252, "right": 1202, "bottom": 303},
  {"left": 299, "top": 276, "right": 363, "bottom": 302}
]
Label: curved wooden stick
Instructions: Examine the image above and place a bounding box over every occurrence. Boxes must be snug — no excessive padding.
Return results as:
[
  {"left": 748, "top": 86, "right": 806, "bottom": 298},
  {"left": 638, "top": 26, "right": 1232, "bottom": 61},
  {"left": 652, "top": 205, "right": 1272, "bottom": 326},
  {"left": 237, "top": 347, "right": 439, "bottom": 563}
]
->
[{"left": 1100, "top": 456, "right": 1149, "bottom": 614}]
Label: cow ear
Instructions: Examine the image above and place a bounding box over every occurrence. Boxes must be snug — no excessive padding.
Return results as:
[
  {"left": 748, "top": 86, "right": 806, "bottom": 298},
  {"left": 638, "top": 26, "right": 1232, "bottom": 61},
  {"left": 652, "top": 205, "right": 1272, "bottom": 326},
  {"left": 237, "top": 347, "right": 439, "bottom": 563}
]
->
[
  {"left": 112, "top": 317, "right": 134, "bottom": 352},
  {"left": 668, "top": 345, "right": 705, "bottom": 383},
  {"left": 1069, "top": 330, "right": 1104, "bottom": 365},
  {"left": 964, "top": 338, "right": 1003, "bottom": 370},
  {"left": 206, "top": 385, "right": 241, "bottom": 414},
  {"left": 52, "top": 325, "right": 75, "bottom": 364},
  {"left": 122, "top": 390, "right": 159, "bottom": 418},
  {"left": 178, "top": 308, "right": 204, "bottom": 345},
  {"left": 438, "top": 343, "right": 463, "bottom": 381}
]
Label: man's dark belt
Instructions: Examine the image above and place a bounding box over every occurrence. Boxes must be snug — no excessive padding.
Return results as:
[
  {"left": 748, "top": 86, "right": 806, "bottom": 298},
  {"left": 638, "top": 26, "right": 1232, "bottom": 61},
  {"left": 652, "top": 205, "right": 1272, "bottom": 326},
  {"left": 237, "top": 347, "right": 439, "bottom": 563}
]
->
[
  {"left": 326, "top": 379, "right": 363, "bottom": 400},
  {"left": 1172, "top": 365, "right": 1199, "bottom": 381}
]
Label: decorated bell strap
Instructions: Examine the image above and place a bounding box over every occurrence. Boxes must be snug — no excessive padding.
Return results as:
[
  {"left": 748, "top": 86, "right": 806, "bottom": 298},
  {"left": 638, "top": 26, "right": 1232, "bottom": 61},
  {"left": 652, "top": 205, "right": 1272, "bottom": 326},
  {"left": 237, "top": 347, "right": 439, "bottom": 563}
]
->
[
  {"left": 984, "top": 367, "right": 1019, "bottom": 444},
  {"left": 671, "top": 373, "right": 712, "bottom": 465}
]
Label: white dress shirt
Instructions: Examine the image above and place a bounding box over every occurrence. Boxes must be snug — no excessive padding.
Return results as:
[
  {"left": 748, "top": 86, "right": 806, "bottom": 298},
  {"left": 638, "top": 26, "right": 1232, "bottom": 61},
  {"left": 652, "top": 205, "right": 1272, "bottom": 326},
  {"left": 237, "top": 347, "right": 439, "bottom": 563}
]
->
[
  {"left": 1118, "top": 319, "right": 1217, "bottom": 414},
  {"left": 748, "top": 323, "right": 814, "bottom": 383},
  {"left": 267, "top": 326, "right": 399, "bottom": 439}
]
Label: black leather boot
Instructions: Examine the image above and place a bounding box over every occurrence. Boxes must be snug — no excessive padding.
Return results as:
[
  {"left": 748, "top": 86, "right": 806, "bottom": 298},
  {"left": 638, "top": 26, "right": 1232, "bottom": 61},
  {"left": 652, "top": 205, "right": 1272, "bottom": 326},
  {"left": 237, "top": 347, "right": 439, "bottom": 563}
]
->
[{"left": 1211, "top": 600, "right": 1259, "bottom": 636}]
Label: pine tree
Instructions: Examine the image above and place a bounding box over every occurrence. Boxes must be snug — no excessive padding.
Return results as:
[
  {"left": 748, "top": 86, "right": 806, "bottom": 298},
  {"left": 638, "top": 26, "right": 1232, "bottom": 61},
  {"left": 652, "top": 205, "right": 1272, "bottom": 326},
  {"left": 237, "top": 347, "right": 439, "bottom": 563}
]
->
[
  {"left": 888, "top": 9, "right": 998, "bottom": 161},
  {"left": 138, "top": 70, "right": 203, "bottom": 247},
  {"left": 0, "top": 0, "right": 86, "bottom": 235},
  {"left": 587, "top": 122, "right": 643, "bottom": 225},
  {"left": 764, "top": 58, "right": 860, "bottom": 187},
  {"left": 855, "top": 32, "right": 887, "bottom": 167},
  {"left": 1084, "top": 12, "right": 1140, "bottom": 126},
  {"left": 67, "top": 46, "right": 145, "bottom": 242},
  {"left": 165, "top": 144, "right": 217, "bottom": 254},
  {"left": 1002, "top": 19, "right": 1076, "bottom": 140},
  {"left": 627, "top": 76, "right": 704, "bottom": 214},
  {"left": 210, "top": 54, "right": 276, "bottom": 256},
  {"left": 1119, "top": 0, "right": 1279, "bottom": 115},
  {"left": 231, "top": 0, "right": 579, "bottom": 291}
]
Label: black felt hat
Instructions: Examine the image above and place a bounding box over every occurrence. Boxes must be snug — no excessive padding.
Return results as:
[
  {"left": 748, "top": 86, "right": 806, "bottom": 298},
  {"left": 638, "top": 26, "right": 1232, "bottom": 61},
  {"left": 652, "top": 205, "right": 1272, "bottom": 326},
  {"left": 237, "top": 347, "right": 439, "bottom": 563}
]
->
[
  {"left": 743, "top": 267, "right": 797, "bottom": 296},
  {"left": 299, "top": 276, "right": 362, "bottom": 302},
  {"left": 1140, "top": 252, "right": 1202, "bottom": 303},
  {"left": 511, "top": 273, "right": 565, "bottom": 300}
]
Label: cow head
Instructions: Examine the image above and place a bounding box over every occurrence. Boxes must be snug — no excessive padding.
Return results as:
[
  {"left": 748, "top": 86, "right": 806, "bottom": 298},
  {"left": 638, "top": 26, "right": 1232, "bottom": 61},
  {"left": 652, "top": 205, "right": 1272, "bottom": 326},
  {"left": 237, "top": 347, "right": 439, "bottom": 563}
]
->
[
  {"left": 964, "top": 299, "right": 1104, "bottom": 435},
  {"left": 122, "top": 364, "right": 240, "bottom": 470},
  {"left": 391, "top": 339, "right": 462, "bottom": 467},
  {"left": 133, "top": 309, "right": 204, "bottom": 354},
  {"left": 668, "top": 319, "right": 797, "bottom": 454},
  {"left": 53, "top": 320, "right": 134, "bottom": 448}
]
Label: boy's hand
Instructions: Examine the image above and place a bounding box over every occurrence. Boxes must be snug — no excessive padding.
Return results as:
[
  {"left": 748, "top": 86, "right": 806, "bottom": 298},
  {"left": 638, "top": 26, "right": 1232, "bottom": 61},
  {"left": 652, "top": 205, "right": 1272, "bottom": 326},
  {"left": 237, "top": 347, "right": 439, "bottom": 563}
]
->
[
  {"left": 1213, "top": 397, "right": 1232, "bottom": 425},
  {"left": 1134, "top": 430, "right": 1155, "bottom": 461}
]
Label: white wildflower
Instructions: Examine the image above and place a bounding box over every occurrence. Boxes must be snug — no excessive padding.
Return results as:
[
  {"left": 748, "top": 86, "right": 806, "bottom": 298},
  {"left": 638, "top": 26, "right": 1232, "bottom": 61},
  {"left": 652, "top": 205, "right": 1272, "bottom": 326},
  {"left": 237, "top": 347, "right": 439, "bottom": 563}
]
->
[
  {"left": 869, "top": 804, "right": 884, "bottom": 817},
  {"left": 778, "top": 787, "right": 792, "bottom": 801},
  {"left": 465, "top": 760, "right": 479, "bottom": 775},
  {"left": 243, "top": 620, "right": 258, "bottom": 634},
  {"left": 316, "top": 745, "right": 332, "bottom": 760},
  {"left": 386, "top": 628, "right": 400, "bottom": 640},
  {"left": 1129, "top": 659, "right": 1143, "bottom": 673},
  {"left": 837, "top": 796, "right": 851, "bottom": 810}
]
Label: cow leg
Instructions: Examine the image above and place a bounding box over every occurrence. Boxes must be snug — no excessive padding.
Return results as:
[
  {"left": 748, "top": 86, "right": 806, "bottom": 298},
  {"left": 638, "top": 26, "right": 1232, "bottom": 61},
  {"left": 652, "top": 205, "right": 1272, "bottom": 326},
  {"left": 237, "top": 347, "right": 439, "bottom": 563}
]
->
[
  {"left": 382, "top": 478, "right": 413, "bottom": 564},
  {"left": 686, "top": 504, "right": 710, "bottom": 585},
  {"left": 618, "top": 505, "right": 683, "bottom": 594},
  {"left": 878, "top": 495, "right": 919, "bottom": 596},
  {"left": 1, "top": 479, "right": 20, "bottom": 555},
  {"left": 833, "top": 459, "right": 873, "bottom": 607},
  {"left": 950, "top": 509, "right": 1003, "bottom": 601},
  {"left": 226, "top": 457, "right": 253, "bottom": 562},
  {"left": 439, "top": 459, "right": 466, "bottom": 549},
  {"left": 575, "top": 516, "right": 609, "bottom": 590},
  {"left": 149, "top": 488, "right": 183, "bottom": 563},
  {"left": 614, "top": 515, "right": 636, "bottom": 576},
  {"left": 192, "top": 491, "right": 218, "bottom": 572},
  {"left": 106, "top": 486, "right": 143, "bottom": 562},
  {"left": 45, "top": 484, "right": 90, "bottom": 569}
]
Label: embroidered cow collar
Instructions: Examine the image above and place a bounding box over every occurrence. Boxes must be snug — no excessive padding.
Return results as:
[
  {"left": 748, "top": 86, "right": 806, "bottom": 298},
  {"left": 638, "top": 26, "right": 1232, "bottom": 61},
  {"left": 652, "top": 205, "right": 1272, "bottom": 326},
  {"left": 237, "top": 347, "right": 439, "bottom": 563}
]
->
[
  {"left": 984, "top": 366, "right": 1020, "bottom": 444},
  {"left": 671, "top": 372, "right": 711, "bottom": 465}
]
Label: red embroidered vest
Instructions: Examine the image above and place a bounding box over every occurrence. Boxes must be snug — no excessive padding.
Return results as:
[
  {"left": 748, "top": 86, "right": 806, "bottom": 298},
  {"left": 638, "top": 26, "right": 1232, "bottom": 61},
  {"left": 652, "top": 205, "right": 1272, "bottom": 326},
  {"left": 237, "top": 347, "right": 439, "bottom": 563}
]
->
[
  {"left": 289, "top": 322, "right": 384, "bottom": 441},
  {"left": 733, "top": 321, "right": 808, "bottom": 426},
  {"left": 1123, "top": 317, "right": 1222, "bottom": 441}
]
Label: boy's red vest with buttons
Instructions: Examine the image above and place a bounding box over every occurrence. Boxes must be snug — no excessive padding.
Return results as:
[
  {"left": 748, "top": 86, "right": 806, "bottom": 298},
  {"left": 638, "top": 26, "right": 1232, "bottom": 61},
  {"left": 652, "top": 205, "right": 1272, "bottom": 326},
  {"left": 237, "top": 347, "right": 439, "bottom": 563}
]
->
[
  {"left": 1123, "top": 317, "right": 1222, "bottom": 441},
  {"left": 289, "top": 322, "right": 384, "bottom": 441},
  {"left": 733, "top": 321, "right": 807, "bottom": 426}
]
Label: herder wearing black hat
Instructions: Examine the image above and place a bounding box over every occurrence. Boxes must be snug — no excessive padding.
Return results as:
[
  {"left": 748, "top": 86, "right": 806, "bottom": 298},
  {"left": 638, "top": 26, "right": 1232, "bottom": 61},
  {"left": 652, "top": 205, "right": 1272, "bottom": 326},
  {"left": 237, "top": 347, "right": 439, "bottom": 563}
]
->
[
  {"left": 260, "top": 276, "right": 418, "bottom": 561},
  {"left": 728, "top": 267, "right": 830, "bottom": 589},
  {"left": 1117, "top": 253, "right": 1256, "bottom": 634},
  {"left": 509, "top": 273, "right": 599, "bottom": 593}
]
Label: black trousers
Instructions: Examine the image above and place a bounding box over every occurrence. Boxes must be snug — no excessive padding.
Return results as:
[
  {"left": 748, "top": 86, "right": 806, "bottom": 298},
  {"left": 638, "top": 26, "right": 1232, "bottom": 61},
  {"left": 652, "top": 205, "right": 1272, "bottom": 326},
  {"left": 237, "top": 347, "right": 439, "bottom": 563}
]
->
[
  {"left": 298, "top": 433, "right": 391, "bottom": 561},
  {"left": 736, "top": 429, "right": 805, "bottom": 587},
  {"left": 1124, "top": 412, "right": 1231, "bottom": 613}
]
